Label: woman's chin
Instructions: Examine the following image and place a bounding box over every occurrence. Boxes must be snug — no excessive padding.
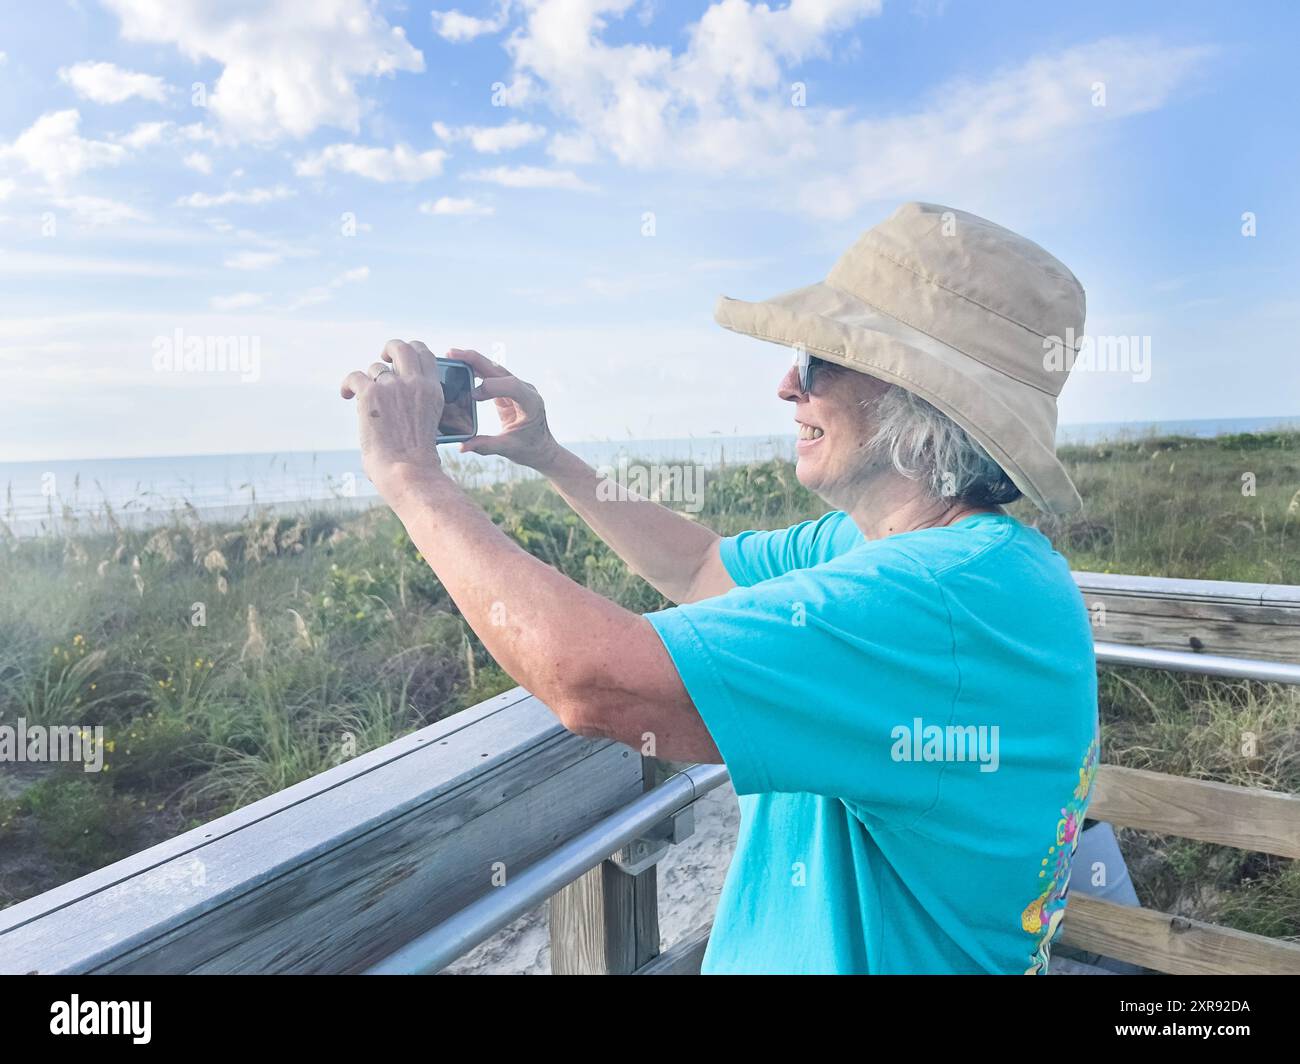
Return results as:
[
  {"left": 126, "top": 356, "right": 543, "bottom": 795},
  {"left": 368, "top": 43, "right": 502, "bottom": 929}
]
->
[{"left": 794, "top": 454, "right": 823, "bottom": 490}]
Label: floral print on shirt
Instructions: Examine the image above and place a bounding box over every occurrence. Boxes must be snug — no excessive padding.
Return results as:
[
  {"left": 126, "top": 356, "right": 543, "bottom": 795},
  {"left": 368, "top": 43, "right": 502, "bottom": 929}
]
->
[{"left": 1020, "top": 734, "right": 1099, "bottom": 974}]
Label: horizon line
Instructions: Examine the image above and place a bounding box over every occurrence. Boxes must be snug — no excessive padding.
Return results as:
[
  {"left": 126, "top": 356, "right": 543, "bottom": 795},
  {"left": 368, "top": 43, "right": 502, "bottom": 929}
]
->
[{"left": 3, "top": 414, "right": 1299, "bottom": 468}]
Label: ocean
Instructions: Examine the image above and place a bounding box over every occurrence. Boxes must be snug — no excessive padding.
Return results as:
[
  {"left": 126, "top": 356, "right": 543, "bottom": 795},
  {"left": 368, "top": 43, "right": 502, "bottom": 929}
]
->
[{"left": 3, "top": 415, "right": 1297, "bottom": 537}]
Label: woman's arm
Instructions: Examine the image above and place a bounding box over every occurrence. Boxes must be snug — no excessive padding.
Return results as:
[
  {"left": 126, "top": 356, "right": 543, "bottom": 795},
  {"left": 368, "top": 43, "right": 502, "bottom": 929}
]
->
[
  {"left": 534, "top": 445, "right": 734, "bottom": 604},
  {"left": 384, "top": 467, "right": 722, "bottom": 762},
  {"left": 340, "top": 340, "right": 725, "bottom": 761},
  {"left": 452, "top": 348, "right": 735, "bottom": 605}
]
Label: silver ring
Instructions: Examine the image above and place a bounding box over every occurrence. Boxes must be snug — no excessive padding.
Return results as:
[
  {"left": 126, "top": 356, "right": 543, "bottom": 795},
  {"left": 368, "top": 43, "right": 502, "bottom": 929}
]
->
[{"left": 373, "top": 364, "right": 394, "bottom": 378}]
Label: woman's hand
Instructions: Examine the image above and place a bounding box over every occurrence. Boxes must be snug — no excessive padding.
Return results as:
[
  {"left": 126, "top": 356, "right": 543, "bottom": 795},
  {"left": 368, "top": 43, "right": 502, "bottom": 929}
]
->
[
  {"left": 449, "top": 348, "right": 564, "bottom": 473},
  {"left": 340, "top": 339, "right": 445, "bottom": 498}
]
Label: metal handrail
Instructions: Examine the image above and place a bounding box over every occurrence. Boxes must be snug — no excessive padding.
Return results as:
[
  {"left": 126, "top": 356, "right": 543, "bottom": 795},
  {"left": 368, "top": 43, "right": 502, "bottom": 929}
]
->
[
  {"left": 365, "top": 762, "right": 731, "bottom": 975},
  {"left": 366, "top": 641, "right": 1299, "bottom": 975},
  {"left": 1094, "top": 641, "right": 1300, "bottom": 685}
]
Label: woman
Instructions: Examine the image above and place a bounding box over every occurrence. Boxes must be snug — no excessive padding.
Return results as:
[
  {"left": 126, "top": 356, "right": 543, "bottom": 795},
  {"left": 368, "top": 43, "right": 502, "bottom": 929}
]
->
[{"left": 340, "top": 202, "right": 1100, "bottom": 974}]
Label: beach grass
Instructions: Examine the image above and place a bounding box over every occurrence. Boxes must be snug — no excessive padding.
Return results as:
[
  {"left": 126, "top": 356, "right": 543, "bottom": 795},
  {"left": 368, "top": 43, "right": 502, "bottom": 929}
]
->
[{"left": 1, "top": 429, "right": 1298, "bottom": 946}]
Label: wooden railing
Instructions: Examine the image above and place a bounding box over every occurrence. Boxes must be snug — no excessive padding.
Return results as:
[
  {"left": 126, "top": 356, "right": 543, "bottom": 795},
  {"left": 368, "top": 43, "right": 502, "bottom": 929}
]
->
[
  {"left": 0, "top": 689, "right": 646, "bottom": 973},
  {"left": 1073, "top": 570, "right": 1300, "bottom": 664},
  {"left": 1057, "top": 766, "right": 1300, "bottom": 975},
  {"left": 2, "top": 571, "right": 1298, "bottom": 975}
]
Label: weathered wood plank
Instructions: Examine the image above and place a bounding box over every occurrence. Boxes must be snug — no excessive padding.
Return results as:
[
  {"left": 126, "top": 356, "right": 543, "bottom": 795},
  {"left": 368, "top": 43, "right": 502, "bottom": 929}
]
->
[
  {"left": 1058, "top": 894, "right": 1300, "bottom": 975},
  {"left": 0, "top": 689, "right": 645, "bottom": 974},
  {"left": 636, "top": 925, "right": 710, "bottom": 975},
  {"left": 0, "top": 686, "right": 533, "bottom": 934},
  {"left": 1074, "top": 572, "right": 1300, "bottom": 662},
  {"left": 1076, "top": 572, "right": 1300, "bottom": 607},
  {"left": 1089, "top": 766, "right": 1300, "bottom": 859}
]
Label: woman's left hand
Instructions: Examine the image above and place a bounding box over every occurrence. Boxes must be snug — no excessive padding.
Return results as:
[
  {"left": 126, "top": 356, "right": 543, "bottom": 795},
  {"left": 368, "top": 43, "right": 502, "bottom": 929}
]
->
[{"left": 340, "top": 338, "right": 445, "bottom": 497}]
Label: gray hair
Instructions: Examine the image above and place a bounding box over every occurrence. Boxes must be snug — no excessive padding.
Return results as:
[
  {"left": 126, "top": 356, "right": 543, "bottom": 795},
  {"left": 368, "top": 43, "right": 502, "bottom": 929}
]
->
[{"left": 862, "top": 383, "right": 1022, "bottom": 507}]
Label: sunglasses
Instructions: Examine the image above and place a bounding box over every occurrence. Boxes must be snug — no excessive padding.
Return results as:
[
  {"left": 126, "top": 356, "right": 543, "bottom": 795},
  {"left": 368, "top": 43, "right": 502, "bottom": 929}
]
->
[{"left": 792, "top": 347, "right": 831, "bottom": 394}]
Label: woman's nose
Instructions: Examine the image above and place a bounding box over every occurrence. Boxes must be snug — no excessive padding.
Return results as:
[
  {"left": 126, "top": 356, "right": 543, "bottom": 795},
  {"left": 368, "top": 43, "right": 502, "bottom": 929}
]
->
[{"left": 778, "top": 363, "right": 804, "bottom": 402}]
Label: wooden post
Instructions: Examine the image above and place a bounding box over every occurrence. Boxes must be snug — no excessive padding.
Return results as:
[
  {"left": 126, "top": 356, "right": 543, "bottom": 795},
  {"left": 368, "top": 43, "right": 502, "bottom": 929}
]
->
[{"left": 549, "top": 757, "right": 666, "bottom": 974}]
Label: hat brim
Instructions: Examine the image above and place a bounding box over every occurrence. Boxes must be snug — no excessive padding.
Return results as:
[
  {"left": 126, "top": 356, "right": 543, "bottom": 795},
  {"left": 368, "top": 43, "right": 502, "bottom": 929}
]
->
[{"left": 714, "top": 281, "right": 1082, "bottom": 515}]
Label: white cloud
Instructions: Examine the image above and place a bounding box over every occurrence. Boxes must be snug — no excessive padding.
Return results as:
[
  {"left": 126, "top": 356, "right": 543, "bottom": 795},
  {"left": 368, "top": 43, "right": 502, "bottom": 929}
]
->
[
  {"left": 111, "top": 120, "right": 218, "bottom": 152},
  {"left": 0, "top": 178, "right": 15, "bottom": 201},
  {"left": 547, "top": 130, "right": 598, "bottom": 164},
  {"left": 294, "top": 143, "right": 447, "bottom": 182},
  {"left": 676, "top": 0, "right": 878, "bottom": 100},
  {"left": 432, "top": 6, "right": 509, "bottom": 42},
  {"left": 224, "top": 250, "right": 283, "bottom": 270},
  {"left": 488, "top": 3, "right": 1211, "bottom": 218},
  {"left": 183, "top": 151, "right": 213, "bottom": 174},
  {"left": 102, "top": 0, "right": 424, "bottom": 142},
  {"left": 212, "top": 292, "right": 266, "bottom": 310},
  {"left": 117, "top": 120, "right": 170, "bottom": 149},
  {"left": 791, "top": 37, "right": 1215, "bottom": 218},
  {"left": 286, "top": 266, "right": 369, "bottom": 310},
  {"left": 59, "top": 61, "right": 169, "bottom": 104},
  {"left": 179, "top": 122, "right": 220, "bottom": 143},
  {"left": 177, "top": 185, "right": 296, "bottom": 208},
  {"left": 432, "top": 119, "right": 546, "bottom": 153},
  {"left": 0, "top": 252, "right": 192, "bottom": 277},
  {"left": 420, "top": 196, "right": 494, "bottom": 216},
  {"left": 51, "top": 194, "right": 149, "bottom": 225},
  {"left": 465, "top": 164, "right": 595, "bottom": 190},
  {"left": 2, "top": 110, "right": 128, "bottom": 182},
  {"left": 497, "top": 0, "right": 881, "bottom": 170}
]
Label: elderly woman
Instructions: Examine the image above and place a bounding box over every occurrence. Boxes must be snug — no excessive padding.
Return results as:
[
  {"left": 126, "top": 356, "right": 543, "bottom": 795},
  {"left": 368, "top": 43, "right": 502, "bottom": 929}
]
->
[{"left": 340, "top": 202, "right": 1100, "bottom": 975}]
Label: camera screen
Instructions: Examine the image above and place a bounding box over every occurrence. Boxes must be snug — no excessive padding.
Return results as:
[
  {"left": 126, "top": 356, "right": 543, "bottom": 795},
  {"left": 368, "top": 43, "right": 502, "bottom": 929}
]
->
[{"left": 437, "top": 362, "right": 476, "bottom": 439}]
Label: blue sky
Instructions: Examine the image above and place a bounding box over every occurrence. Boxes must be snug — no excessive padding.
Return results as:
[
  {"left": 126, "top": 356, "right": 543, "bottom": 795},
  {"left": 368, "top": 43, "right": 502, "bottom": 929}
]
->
[{"left": 1, "top": 0, "right": 1296, "bottom": 461}]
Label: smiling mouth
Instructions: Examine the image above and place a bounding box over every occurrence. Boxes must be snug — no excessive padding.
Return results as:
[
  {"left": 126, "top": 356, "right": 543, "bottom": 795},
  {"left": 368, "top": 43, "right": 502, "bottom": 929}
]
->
[{"left": 797, "top": 422, "right": 824, "bottom": 441}]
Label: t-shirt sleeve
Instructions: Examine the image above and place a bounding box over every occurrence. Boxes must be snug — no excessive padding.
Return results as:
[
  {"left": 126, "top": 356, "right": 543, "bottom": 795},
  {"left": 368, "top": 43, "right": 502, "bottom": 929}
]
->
[
  {"left": 645, "top": 544, "right": 957, "bottom": 818},
  {"left": 720, "top": 509, "right": 858, "bottom": 586}
]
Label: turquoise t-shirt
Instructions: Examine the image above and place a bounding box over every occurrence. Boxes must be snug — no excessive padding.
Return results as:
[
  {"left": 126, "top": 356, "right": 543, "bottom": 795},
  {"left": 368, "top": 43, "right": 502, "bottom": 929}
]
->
[{"left": 644, "top": 510, "right": 1099, "bottom": 974}]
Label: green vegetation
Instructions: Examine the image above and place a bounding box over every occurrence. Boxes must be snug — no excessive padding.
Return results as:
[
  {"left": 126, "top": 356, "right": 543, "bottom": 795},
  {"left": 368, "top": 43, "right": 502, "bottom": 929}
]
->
[
  {"left": 1042, "top": 430, "right": 1300, "bottom": 582},
  {"left": 1, "top": 431, "right": 1298, "bottom": 948}
]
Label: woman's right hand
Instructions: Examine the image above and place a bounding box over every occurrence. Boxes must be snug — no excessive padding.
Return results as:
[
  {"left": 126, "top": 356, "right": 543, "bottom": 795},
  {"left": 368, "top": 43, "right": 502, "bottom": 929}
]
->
[{"left": 448, "top": 348, "right": 564, "bottom": 472}]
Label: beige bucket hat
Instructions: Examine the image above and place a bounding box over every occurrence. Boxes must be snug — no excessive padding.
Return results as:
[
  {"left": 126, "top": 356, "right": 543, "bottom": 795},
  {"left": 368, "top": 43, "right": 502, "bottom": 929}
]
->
[{"left": 714, "top": 201, "right": 1085, "bottom": 514}]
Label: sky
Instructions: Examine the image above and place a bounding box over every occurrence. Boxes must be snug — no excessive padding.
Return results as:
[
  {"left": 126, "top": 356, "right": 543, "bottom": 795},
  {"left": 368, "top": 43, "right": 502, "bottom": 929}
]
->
[{"left": 0, "top": 0, "right": 1297, "bottom": 462}]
